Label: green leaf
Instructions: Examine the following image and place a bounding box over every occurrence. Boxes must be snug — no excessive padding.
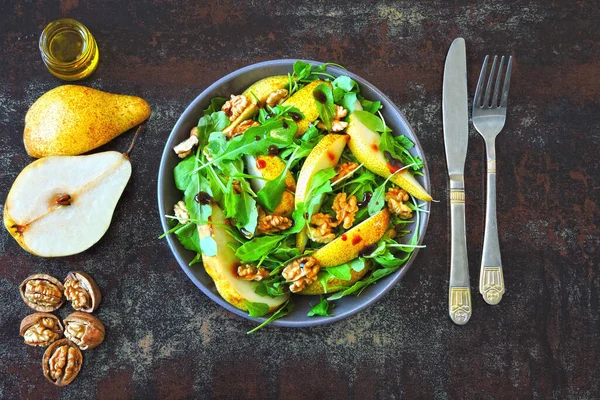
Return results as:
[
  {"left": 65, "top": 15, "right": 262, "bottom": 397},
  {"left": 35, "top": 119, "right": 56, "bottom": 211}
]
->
[
  {"left": 367, "top": 181, "right": 387, "bottom": 216},
  {"left": 341, "top": 92, "right": 358, "bottom": 113},
  {"left": 293, "top": 61, "right": 312, "bottom": 80},
  {"left": 349, "top": 257, "right": 366, "bottom": 272},
  {"left": 200, "top": 236, "right": 217, "bottom": 257},
  {"left": 352, "top": 110, "right": 389, "bottom": 133},
  {"left": 327, "top": 263, "right": 352, "bottom": 280},
  {"left": 197, "top": 111, "right": 230, "bottom": 148},
  {"left": 359, "top": 96, "right": 382, "bottom": 114},
  {"left": 203, "top": 97, "right": 227, "bottom": 115},
  {"left": 327, "top": 280, "right": 369, "bottom": 300},
  {"left": 196, "top": 119, "right": 297, "bottom": 171},
  {"left": 243, "top": 301, "right": 270, "bottom": 318},
  {"left": 313, "top": 83, "right": 335, "bottom": 131},
  {"left": 332, "top": 75, "right": 358, "bottom": 93},
  {"left": 184, "top": 172, "right": 212, "bottom": 223},
  {"left": 256, "top": 148, "right": 299, "bottom": 213},
  {"left": 174, "top": 223, "right": 201, "bottom": 253},
  {"left": 174, "top": 156, "right": 195, "bottom": 191},
  {"left": 395, "top": 135, "right": 415, "bottom": 150},
  {"left": 247, "top": 300, "right": 293, "bottom": 334},
  {"left": 286, "top": 204, "right": 307, "bottom": 234},
  {"left": 235, "top": 235, "right": 285, "bottom": 262},
  {"left": 307, "top": 296, "right": 334, "bottom": 317}
]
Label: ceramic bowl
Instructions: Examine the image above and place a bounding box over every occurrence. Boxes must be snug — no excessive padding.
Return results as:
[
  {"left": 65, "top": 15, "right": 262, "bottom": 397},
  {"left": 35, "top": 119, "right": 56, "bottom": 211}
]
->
[{"left": 157, "top": 59, "right": 431, "bottom": 327}]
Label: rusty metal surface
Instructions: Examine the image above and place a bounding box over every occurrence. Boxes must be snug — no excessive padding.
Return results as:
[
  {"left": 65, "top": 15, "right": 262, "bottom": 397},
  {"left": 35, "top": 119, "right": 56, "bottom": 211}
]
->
[{"left": 0, "top": 0, "right": 598, "bottom": 398}]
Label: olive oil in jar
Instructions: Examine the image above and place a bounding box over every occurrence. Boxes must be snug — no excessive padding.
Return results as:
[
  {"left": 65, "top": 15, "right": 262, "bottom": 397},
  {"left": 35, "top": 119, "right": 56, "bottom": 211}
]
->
[{"left": 39, "top": 18, "right": 99, "bottom": 81}]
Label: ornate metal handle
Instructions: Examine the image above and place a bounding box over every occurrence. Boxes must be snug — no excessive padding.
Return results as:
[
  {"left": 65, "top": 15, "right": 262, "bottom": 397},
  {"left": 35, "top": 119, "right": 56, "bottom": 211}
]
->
[
  {"left": 480, "top": 147, "right": 505, "bottom": 305},
  {"left": 449, "top": 180, "right": 472, "bottom": 325}
]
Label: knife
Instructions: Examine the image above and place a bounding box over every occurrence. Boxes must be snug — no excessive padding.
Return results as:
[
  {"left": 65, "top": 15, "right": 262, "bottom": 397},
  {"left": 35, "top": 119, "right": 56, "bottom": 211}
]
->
[{"left": 442, "top": 38, "right": 472, "bottom": 325}]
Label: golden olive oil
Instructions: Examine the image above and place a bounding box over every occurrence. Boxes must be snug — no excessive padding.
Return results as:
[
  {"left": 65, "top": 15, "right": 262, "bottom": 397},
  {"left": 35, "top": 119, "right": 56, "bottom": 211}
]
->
[{"left": 39, "top": 18, "right": 99, "bottom": 81}]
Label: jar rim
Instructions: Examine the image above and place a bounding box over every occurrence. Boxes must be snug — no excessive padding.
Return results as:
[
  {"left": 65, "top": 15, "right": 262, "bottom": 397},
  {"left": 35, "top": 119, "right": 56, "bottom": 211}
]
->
[{"left": 39, "top": 18, "right": 93, "bottom": 67}]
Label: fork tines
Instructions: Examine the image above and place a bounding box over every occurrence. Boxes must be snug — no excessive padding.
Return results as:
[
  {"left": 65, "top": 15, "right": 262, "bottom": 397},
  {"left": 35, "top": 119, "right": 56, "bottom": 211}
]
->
[{"left": 474, "top": 55, "right": 513, "bottom": 109}]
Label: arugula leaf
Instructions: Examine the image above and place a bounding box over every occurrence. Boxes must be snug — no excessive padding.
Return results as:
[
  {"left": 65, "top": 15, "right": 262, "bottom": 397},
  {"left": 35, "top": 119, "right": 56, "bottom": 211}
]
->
[
  {"left": 174, "top": 223, "right": 201, "bottom": 253},
  {"left": 327, "top": 264, "right": 352, "bottom": 280},
  {"left": 243, "top": 301, "right": 270, "bottom": 318},
  {"left": 313, "top": 83, "right": 335, "bottom": 131},
  {"left": 367, "top": 181, "right": 387, "bottom": 216},
  {"left": 349, "top": 257, "right": 367, "bottom": 272},
  {"left": 235, "top": 235, "right": 285, "bottom": 262},
  {"left": 184, "top": 172, "right": 212, "bottom": 223},
  {"left": 293, "top": 61, "right": 312, "bottom": 81},
  {"left": 247, "top": 300, "right": 293, "bottom": 334},
  {"left": 197, "top": 111, "right": 229, "bottom": 148},
  {"left": 359, "top": 96, "right": 382, "bottom": 114},
  {"left": 200, "top": 236, "right": 217, "bottom": 257},
  {"left": 352, "top": 110, "right": 390, "bottom": 133},
  {"left": 174, "top": 156, "right": 195, "bottom": 191},
  {"left": 203, "top": 97, "right": 227, "bottom": 115},
  {"left": 341, "top": 92, "right": 358, "bottom": 113},
  {"left": 195, "top": 119, "right": 297, "bottom": 171},
  {"left": 395, "top": 135, "right": 415, "bottom": 150},
  {"left": 307, "top": 296, "right": 334, "bottom": 317},
  {"left": 327, "top": 280, "right": 369, "bottom": 300}
]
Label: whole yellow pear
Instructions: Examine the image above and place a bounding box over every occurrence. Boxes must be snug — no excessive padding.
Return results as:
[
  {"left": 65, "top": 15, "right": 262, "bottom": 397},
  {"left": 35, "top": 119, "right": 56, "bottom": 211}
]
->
[{"left": 24, "top": 85, "right": 151, "bottom": 158}]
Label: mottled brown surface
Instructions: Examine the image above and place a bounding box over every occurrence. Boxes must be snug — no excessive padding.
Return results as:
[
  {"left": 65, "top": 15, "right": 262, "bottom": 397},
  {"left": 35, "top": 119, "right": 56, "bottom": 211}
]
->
[{"left": 0, "top": 1, "right": 598, "bottom": 399}]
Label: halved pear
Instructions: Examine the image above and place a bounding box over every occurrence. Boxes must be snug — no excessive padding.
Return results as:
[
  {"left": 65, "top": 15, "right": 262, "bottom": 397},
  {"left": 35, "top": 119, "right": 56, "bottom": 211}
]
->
[
  {"left": 223, "top": 75, "right": 289, "bottom": 136},
  {"left": 295, "top": 134, "right": 348, "bottom": 252},
  {"left": 347, "top": 113, "right": 432, "bottom": 201},
  {"left": 282, "top": 80, "right": 331, "bottom": 136},
  {"left": 311, "top": 209, "right": 390, "bottom": 267},
  {"left": 4, "top": 151, "right": 131, "bottom": 257},
  {"left": 299, "top": 264, "right": 369, "bottom": 295},
  {"left": 198, "top": 205, "right": 289, "bottom": 312}
]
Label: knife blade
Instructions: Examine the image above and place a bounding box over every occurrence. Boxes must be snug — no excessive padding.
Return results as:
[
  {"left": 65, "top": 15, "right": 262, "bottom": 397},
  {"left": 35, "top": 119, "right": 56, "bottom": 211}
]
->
[{"left": 442, "top": 38, "right": 472, "bottom": 325}]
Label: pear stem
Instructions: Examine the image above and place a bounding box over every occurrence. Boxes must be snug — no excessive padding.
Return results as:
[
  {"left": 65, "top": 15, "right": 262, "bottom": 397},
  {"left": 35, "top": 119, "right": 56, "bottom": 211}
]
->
[{"left": 125, "top": 125, "right": 144, "bottom": 157}]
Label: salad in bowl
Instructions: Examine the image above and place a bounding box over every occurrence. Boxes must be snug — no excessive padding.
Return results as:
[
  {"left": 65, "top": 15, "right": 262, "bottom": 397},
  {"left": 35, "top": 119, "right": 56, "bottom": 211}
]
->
[{"left": 161, "top": 61, "right": 431, "bottom": 331}]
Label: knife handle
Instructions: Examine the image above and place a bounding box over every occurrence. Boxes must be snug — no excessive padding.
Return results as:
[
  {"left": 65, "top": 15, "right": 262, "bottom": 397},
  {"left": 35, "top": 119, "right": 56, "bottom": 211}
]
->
[
  {"left": 449, "top": 180, "right": 472, "bottom": 325},
  {"left": 480, "top": 150, "right": 505, "bottom": 305}
]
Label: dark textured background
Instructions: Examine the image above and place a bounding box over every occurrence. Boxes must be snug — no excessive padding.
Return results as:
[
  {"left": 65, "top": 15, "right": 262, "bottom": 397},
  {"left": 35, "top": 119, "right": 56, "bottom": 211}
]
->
[{"left": 1, "top": 1, "right": 599, "bottom": 399}]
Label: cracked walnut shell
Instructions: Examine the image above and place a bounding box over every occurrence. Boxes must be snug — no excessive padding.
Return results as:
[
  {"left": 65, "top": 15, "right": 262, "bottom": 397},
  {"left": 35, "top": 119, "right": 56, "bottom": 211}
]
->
[
  {"left": 20, "top": 313, "right": 64, "bottom": 347},
  {"left": 64, "top": 271, "right": 101, "bottom": 313},
  {"left": 63, "top": 312, "right": 105, "bottom": 350},
  {"left": 20, "top": 274, "right": 65, "bottom": 312},
  {"left": 42, "top": 339, "right": 83, "bottom": 387}
]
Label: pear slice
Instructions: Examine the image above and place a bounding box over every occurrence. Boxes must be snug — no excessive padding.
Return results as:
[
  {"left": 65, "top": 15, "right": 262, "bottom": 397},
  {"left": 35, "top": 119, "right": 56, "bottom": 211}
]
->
[
  {"left": 223, "top": 75, "right": 289, "bottom": 136},
  {"left": 299, "top": 264, "right": 369, "bottom": 295},
  {"left": 4, "top": 151, "right": 132, "bottom": 257},
  {"left": 295, "top": 134, "right": 348, "bottom": 252},
  {"left": 347, "top": 113, "right": 432, "bottom": 201},
  {"left": 282, "top": 80, "right": 331, "bottom": 136},
  {"left": 245, "top": 155, "right": 296, "bottom": 193},
  {"left": 24, "top": 85, "right": 150, "bottom": 158},
  {"left": 311, "top": 209, "right": 390, "bottom": 267},
  {"left": 198, "top": 205, "right": 289, "bottom": 312}
]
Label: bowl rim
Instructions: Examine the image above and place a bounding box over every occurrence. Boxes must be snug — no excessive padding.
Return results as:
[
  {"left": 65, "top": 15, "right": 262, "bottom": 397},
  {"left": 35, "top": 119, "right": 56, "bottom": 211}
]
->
[{"left": 157, "top": 59, "right": 431, "bottom": 328}]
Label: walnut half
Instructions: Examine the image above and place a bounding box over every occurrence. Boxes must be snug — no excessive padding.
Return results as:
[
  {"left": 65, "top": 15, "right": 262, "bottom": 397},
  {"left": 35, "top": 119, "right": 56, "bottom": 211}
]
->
[
  {"left": 20, "top": 313, "right": 64, "bottom": 347},
  {"left": 20, "top": 274, "right": 65, "bottom": 312},
  {"left": 42, "top": 339, "right": 83, "bottom": 387},
  {"left": 64, "top": 271, "right": 101, "bottom": 313},
  {"left": 63, "top": 312, "right": 105, "bottom": 350}
]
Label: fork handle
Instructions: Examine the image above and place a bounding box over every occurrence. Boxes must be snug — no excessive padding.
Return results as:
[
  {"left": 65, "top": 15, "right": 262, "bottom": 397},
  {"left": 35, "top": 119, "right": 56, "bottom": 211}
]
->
[
  {"left": 448, "top": 179, "right": 472, "bottom": 325},
  {"left": 480, "top": 143, "right": 505, "bottom": 305}
]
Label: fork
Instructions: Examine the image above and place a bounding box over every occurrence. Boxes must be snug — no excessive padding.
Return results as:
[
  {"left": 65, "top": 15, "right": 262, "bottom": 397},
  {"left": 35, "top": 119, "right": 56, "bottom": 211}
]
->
[{"left": 472, "top": 55, "right": 513, "bottom": 305}]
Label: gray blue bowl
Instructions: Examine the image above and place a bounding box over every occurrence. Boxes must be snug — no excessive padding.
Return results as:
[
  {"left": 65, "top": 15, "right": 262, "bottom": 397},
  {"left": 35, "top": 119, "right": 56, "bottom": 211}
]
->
[{"left": 157, "top": 59, "right": 431, "bottom": 327}]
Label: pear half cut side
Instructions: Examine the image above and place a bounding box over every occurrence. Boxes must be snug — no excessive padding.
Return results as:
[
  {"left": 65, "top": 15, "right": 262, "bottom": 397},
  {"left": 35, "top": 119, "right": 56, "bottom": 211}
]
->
[{"left": 4, "top": 151, "right": 131, "bottom": 257}]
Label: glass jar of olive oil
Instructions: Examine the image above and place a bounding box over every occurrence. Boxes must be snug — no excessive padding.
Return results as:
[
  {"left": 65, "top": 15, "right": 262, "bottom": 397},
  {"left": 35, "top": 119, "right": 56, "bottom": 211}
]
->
[{"left": 39, "top": 18, "right": 99, "bottom": 81}]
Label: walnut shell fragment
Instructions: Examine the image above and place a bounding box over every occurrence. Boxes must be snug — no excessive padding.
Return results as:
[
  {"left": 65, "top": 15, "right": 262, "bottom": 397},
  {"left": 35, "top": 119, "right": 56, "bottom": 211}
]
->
[
  {"left": 20, "top": 274, "right": 65, "bottom": 312},
  {"left": 63, "top": 312, "right": 105, "bottom": 350},
  {"left": 20, "top": 313, "right": 64, "bottom": 347},
  {"left": 42, "top": 339, "right": 83, "bottom": 387},
  {"left": 64, "top": 271, "right": 101, "bottom": 312}
]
